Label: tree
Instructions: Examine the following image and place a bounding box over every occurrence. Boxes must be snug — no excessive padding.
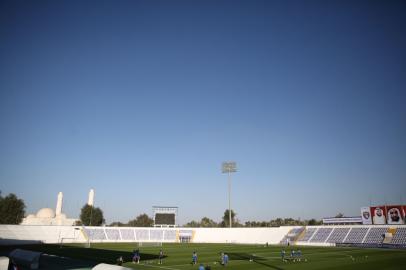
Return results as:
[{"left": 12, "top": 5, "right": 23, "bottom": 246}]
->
[
  {"left": 221, "top": 209, "right": 236, "bottom": 227},
  {"left": 184, "top": 220, "right": 200, "bottom": 227},
  {"left": 0, "top": 193, "right": 26, "bottom": 224},
  {"left": 200, "top": 217, "right": 217, "bottom": 227},
  {"left": 128, "top": 214, "right": 153, "bottom": 227},
  {"left": 80, "top": 204, "right": 104, "bottom": 226},
  {"left": 110, "top": 221, "right": 126, "bottom": 227},
  {"left": 307, "top": 218, "right": 322, "bottom": 225}
]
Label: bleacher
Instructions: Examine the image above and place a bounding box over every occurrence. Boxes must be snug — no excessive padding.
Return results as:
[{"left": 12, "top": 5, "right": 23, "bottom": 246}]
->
[
  {"left": 134, "top": 229, "right": 149, "bottom": 241},
  {"left": 120, "top": 229, "right": 135, "bottom": 241},
  {"left": 391, "top": 227, "right": 406, "bottom": 245},
  {"left": 344, "top": 227, "right": 369, "bottom": 243},
  {"left": 364, "top": 227, "right": 387, "bottom": 244},
  {"left": 326, "top": 227, "right": 350, "bottom": 243},
  {"left": 310, "top": 228, "right": 333, "bottom": 243},
  {"left": 85, "top": 228, "right": 107, "bottom": 240},
  {"left": 150, "top": 230, "right": 164, "bottom": 241},
  {"left": 297, "top": 228, "right": 317, "bottom": 242},
  {"left": 163, "top": 230, "right": 177, "bottom": 241},
  {"left": 279, "top": 227, "right": 304, "bottom": 245},
  {"left": 293, "top": 225, "right": 406, "bottom": 247},
  {"left": 105, "top": 229, "right": 121, "bottom": 241},
  {"left": 81, "top": 227, "right": 179, "bottom": 242},
  {"left": 1, "top": 224, "right": 406, "bottom": 247}
]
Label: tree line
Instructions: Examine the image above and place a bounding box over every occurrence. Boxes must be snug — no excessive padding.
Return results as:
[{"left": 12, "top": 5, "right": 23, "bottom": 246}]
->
[
  {"left": 183, "top": 209, "right": 322, "bottom": 227},
  {"left": 0, "top": 192, "right": 322, "bottom": 227}
]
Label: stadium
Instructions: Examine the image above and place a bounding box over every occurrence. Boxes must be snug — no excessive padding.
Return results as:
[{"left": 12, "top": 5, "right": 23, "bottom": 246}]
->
[
  {"left": 1, "top": 0, "right": 406, "bottom": 269},
  {"left": 1, "top": 203, "right": 406, "bottom": 269}
]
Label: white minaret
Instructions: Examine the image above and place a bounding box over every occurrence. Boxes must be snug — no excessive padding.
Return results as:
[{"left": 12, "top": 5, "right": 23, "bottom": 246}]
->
[
  {"left": 88, "top": 189, "right": 95, "bottom": 206},
  {"left": 56, "top": 192, "right": 63, "bottom": 216}
]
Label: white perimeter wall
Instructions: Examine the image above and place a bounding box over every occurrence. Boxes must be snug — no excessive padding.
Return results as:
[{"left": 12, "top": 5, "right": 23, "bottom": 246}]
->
[{"left": 0, "top": 225, "right": 86, "bottom": 244}]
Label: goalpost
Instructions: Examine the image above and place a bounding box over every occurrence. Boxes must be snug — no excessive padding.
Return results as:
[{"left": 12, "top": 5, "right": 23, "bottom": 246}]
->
[
  {"left": 58, "top": 227, "right": 84, "bottom": 248},
  {"left": 79, "top": 226, "right": 91, "bottom": 248}
]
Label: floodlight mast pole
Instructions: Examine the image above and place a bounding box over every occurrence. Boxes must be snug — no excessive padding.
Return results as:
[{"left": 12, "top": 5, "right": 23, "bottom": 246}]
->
[
  {"left": 228, "top": 171, "right": 231, "bottom": 228},
  {"left": 222, "top": 162, "right": 236, "bottom": 228}
]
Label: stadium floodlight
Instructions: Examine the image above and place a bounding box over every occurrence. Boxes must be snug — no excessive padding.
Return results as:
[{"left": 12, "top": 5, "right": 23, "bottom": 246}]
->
[{"left": 222, "top": 162, "right": 237, "bottom": 228}]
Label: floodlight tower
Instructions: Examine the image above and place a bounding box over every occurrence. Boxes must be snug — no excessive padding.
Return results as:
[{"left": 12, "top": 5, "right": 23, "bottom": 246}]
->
[{"left": 222, "top": 161, "right": 237, "bottom": 228}]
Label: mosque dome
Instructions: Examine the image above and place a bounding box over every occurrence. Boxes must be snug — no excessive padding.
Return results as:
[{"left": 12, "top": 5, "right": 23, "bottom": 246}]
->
[{"left": 36, "top": 208, "right": 55, "bottom": 218}]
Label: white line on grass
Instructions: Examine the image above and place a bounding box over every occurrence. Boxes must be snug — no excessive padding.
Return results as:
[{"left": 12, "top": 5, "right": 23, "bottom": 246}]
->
[{"left": 139, "top": 263, "right": 185, "bottom": 270}]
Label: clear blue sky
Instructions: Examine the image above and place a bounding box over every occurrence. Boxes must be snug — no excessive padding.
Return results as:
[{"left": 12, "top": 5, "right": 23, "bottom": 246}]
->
[{"left": 1, "top": 0, "right": 405, "bottom": 225}]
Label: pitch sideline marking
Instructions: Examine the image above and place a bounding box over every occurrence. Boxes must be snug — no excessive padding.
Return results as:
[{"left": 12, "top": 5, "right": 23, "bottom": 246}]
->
[{"left": 139, "top": 263, "right": 182, "bottom": 270}]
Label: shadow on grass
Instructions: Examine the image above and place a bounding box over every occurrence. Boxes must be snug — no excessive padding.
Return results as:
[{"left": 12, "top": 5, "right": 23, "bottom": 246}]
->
[
  {"left": 0, "top": 244, "right": 162, "bottom": 270},
  {"left": 228, "top": 252, "right": 284, "bottom": 270}
]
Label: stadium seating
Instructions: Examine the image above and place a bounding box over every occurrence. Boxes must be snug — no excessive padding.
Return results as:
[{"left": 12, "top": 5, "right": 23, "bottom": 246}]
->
[
  {"left": 105, "top": 229, "right": 121, "bottom": 241},
  {"left": 120, "top": 229, "right": 135, "bottom": 241},
  {"left": 391, "top": 227, "right": 406, "bottom": 244},
  {"left": 363, "top": 227, "right": 387, "bottom": 244},
  {"left": 1, "top": 224, "right": 406, "bottom": 247},
  {"left": 326, "top": 227, "right": 350, "bottom": 243},
  {"left": 298, "top": 228, "right": 317, "bottom": 242},
  {"left": 310, "top": 228, "right": 333, "bottom": 243},
  {"left": 163, "top": 230, "right": 177, "bottom": 241},
  {"left": 134, "top": 229, "right": 149, "bottom": 241},
  {"left": 344, "top": 227, "right": 369, "bottom": 243},
  {"left": 288, "top": 227, "right": 304, "bottom": 236},
  {"left": 150, "top": 230, "right": 164, "bottom": 241},
  {"left": 85, "top": 228, "right": 107, "bottom": 240}
]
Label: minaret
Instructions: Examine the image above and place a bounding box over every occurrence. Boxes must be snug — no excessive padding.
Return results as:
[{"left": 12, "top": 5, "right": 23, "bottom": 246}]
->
[
  {"left": 88, "top": 189, "right": 95, "bottom": 206},
  {"left": 56, "top": 192, "right": 63, "bottom": 216}
]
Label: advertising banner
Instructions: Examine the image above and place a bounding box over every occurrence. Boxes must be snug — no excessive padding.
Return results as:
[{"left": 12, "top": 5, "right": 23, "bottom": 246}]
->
[
  {"left": 387, "top": 205, "right": 404, "bottom": 224},
  {"left": 371, "top": 206, "right": 387, "bottom": 225},
  {"left": 360, "top": 207, "right": 372, "bottom": 225}
]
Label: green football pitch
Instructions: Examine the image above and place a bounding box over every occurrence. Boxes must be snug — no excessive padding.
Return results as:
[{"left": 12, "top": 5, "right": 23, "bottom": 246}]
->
[{"left": 1, "top": 243, "right": 406, "bottom": 270}]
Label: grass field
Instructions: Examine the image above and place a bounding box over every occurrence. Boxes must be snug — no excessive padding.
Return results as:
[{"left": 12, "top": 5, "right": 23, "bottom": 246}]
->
[{"left": 1, "top": 243, "right": 406, "bottom": 270}]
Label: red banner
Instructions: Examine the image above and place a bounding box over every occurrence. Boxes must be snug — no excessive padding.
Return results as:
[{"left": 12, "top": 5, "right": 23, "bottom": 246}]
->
[{"left": 371, "top": 206, "right": 387, "bottom": 225}]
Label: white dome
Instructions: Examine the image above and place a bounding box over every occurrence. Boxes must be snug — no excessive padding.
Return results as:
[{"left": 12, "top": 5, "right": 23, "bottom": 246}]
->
[
  {"left": 36, "top": 208, "right": 55, "bottom": 218},
  {"left": 26, "top": 214, "right": 35, "bottom": 219}
]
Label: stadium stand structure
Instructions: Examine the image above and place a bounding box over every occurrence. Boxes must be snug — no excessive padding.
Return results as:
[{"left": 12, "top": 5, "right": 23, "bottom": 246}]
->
[
  {"left": 364, "top": 227, "right": 387, "bottom": 244},
  {"left": 391, "top": 227, "right": 406, "bottom": 245},
  {"left": 105, "top": 229, "right": 120, "bottom": 241},
  {"left": 119, "top": 229, "right": 135, "bottom": 241},
  {"left": 326, "top": 227, "right": 350, "bottom": 243},
  {"left": 81, "top": 227, "right": 178, "bottom": 243},
  {"left": 344, "top": 227, "right": 369, "bottom": 243},
  {"left": 298, "top": 227, "right": 317, "bottom": 242},
  {"left": 310, "top": 227, "right": 333, "bottom": 243},
  {"left": 1, "top": 225, "right": 406, "bottom": 247},
  {"left": 296, "top": 225, "right": 406, "bottom": 248},
  {"left": 279, "top": 227, "right": 304, "bottom": 245}
]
